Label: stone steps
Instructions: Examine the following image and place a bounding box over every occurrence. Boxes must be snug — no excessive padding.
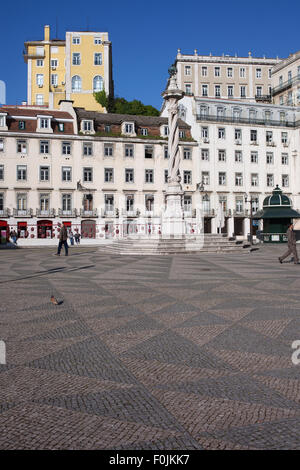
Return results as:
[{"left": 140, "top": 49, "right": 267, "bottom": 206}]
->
[{"left": 96, "top": 235, "right": 247, "bottom": 255}]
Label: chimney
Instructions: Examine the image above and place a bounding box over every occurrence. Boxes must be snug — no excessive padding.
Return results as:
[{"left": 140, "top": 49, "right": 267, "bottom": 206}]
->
[
  {"left": 58, "top": 100, "right": 78, "bottom": 134},
  {"left": 44, "top": 25, "right": 50, "bottom": 41}
]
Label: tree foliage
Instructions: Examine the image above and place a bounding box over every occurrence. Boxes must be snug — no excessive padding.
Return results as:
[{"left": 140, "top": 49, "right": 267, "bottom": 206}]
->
[{"left": 94, "top": 91, "right": 159, "bottom": 116}]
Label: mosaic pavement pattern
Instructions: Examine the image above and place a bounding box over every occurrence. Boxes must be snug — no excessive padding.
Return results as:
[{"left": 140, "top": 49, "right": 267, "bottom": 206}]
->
[{"left": 0, "top": 244, "right": 299, "bottom": 450}]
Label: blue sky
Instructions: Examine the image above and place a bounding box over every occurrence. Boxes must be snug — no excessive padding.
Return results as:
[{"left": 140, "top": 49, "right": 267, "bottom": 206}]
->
[{"left": 1, "top": 0, "right": 300, "bottom": 110}]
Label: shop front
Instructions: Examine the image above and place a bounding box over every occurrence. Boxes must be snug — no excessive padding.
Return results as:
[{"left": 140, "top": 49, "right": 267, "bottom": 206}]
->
[
  {"left": 17, "top": 222, "right": 28, "bottom": 238},
  {"left": 37, "top": 220, "right": 53, "bottom": 239},
  {"left": 0, "top": 220, "right": 9, "bottom": 244}
]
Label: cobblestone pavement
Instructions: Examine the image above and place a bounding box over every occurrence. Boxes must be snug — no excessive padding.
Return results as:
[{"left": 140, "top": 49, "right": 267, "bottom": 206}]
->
[{"left": 0, "top": 244, "right": 299, "bottom": 450}]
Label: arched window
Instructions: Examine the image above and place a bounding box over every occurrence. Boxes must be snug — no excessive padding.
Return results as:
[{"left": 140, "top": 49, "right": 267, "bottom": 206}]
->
[
  {"left": 72, "top": 75, "right": 81, "bottom": 92},
  {"left": 93, "top": 75, "right": 103, "bottom": 92}
]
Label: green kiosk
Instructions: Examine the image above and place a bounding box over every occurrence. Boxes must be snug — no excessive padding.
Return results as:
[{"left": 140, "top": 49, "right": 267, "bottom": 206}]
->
[{"left": 253, "top": 185, "right": 300, "bottom": 243}]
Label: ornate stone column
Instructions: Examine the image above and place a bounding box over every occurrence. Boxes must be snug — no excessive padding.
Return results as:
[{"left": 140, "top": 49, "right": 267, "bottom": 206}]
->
[{"left": 161, "top": 65, "right": 185, "bottom": 238}]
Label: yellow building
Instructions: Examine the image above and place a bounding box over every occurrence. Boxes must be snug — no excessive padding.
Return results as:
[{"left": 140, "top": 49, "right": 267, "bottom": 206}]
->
[{"left": 23, "top": 25, "right": 113, "bottom": 111}]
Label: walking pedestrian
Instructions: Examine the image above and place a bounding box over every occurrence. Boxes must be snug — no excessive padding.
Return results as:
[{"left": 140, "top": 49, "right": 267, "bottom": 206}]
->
[
  {"left": 74, "top": 231, "right": 81, "bottom": 245},
  {"left": 279, "top": 223, "right": 299, "bottom": 265},
  {"left": 55, "top": 222, "right": 69, "bottom": 256},
  {"left": 10, "top": 230, "right": 17, "bottom": 244},
  {"left": 69, "top": 230, "right": 74, "bottom": 246}
]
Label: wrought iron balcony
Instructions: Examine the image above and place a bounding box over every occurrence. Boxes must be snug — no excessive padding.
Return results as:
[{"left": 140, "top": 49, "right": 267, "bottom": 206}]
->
[
  {"left": 58, "top": 209, "right": 77, "bottom": 217},
  {"left": 272, "top": 76, "right": 300, "bottom": 96},
  {"left": 101, "top": 208, "right": 118, "bottom": 217},
  {"left": 255, "top": 94, "right": 272, "bottom": 103},
  {"left": 0, "top": 208, "right": 10, "bottom": 217},
  {"left": 122, "top": 209, "right": 139, "bottom": 217},
  {"left": 36, "top": 208, "right": 56, "bottom": 217},
  {"left": 196, "top": 114, "right": 296, "bottom": 128},
  {"left": 233, "top": 209, "right": 249, "bottom": 217},
  {"left": 80, "top": 208, "right": 98, "bottom": 217},
  {"left": 13, "top": 208, "right": 32, "bottom": 217}
]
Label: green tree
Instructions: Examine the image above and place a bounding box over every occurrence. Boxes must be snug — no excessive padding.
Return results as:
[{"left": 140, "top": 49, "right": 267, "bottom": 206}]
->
[{"left": 94, "top": 91, "right": 159, "bottom": 116}]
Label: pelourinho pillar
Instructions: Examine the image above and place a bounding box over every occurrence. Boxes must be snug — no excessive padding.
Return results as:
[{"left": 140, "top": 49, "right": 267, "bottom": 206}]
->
[{"left": 161, "top": 64, "right": 185, "bottom": 238}]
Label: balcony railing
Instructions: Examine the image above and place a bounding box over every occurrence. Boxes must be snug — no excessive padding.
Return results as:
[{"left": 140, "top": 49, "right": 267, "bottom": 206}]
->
[
  {"left": 101, "top": 208, "right": 118, "bottom": 217},
  {"left": 36, "top": 208, "right": 56, "bottom": 217},
  {"left": 58, "top": 209, "right": 77, "bottom": 217},
  {"left": 122, "top": 209, "right": 139, "bottom": 217},
  {"left": 13, "top": 209, "right": 33, "bottom": 217},
  {"left": 203, "top": 209, "right": 215, "bottom": 217},
  {"left": 233, "top": 210, "right": 249, "bottom": 217},
  {"left": 0, "top": 208, "right": 10, "bottom": 217},
  {"left": 255, "top": 94, "right": 272, "bottom": 102},
  {"left": 196, "top": 114, "right": 296, "bottom": 128},
  {"left": 80, "top": 209, "right": 98, "bottom": 217},
  {"left": 272, "top": 76, "right": 300, "bottom": 96}
]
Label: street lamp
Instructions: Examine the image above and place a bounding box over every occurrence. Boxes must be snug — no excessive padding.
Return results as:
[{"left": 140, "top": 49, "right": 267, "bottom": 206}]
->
[{"left": 244, "top": 193, "right": 253, "bottom": 245}]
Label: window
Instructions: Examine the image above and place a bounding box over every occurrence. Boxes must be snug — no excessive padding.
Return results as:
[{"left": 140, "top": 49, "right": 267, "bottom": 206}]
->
[
  {"left": 281, "top": 132, "right": 288, "bottom": 144},
  {"left": 215, "top": 85, "right": 221, "bottom": 97},
  {"left": 126, "top": 194, "right": 134, "bottom": 211},
  {"left": 17, "top": 193, "right": 27, "bottom": 211},
  {"left": 183, "top": 195, "right": 192, "bottom": 212},
  {"left": 227, "top": 67, "right": 233, "bottom": 78},
  {"left": 105, "top": 194, "right": 114, "bottom": 212},
  {"left": 40, "top": 194, "right": 49, "bottom": 211},
  {"left": 40, "top": 140, "right": 49, "bottom": 154},
  {"left": 163, "top": 125, "right": 169, "bottom": 136},
  {"left": 214, "top": 67, "right": 220, "bottom": 77},
  {"left": 266, "top": 152, "right": 274, "bottom": 164},
  {"left": 201, "top": 127, "right": 209, "bottom": 139},
  {"left": 235, "top": 172, "right": 243, "bottom": 186},
  {"left": 202, "top": 171, "right": 209, "bottom": 185},
  {"left": 202, "top": 84, "right": 208, "bottom": 97},
  {"left": 201, "top": 149, "right": 209, "bottom": 161},
  {"left": 185, "top": 66, "right": 191, "bottom": 75},
  {"left": 288, "top": 71, "right": 292, "bottom": 83},
  {"left": 36, "top": 74, "right": 44, "bottom": 86},
  {"left": 240, "top": 86, "right": 246, "bottom": 98},
  {"left": 37, "top": 59, "right": 44, "bottom": 67},
  {"left": 218, "top": 172, "right": 226, "bottom": 185},
  {"left": 62, "top": 142, "right": 71, "bottom": 155},
  {"left": 256, "top": 68, "right": 262, "bottom": 79},
  {"left": 265, "top": 110, "right": 271, "bottom": 122},
  {"left": 267, "top": 174, "right": 274, "bottom": 187},
  {"left": 235, "top": 197, "right": 244, "bottom": 213},
  {"left": 125, "top": 144, "right": 134, "bottom": 158},
  {"left": 62, "top": 167, "right": 72, "bottom": 182},
  {"left": 125, "top": 123, "right": 134, "bottom": 134},
  {"left": 251, "top": 173, "right": 259, "bottom": 187},
  {"left": 104, "top": 168, "right": 114, "bottom": 183},
  {"left": 40, "top": 166, "right": 49, "bottom": 181},
  {"left": 93, "top": 75, "right": 103, "bottom": 92},
  {"left": 227, "top": 85, "right": 233, "bottom": 97},
  {"left": 279, "top": 76, "right": 283, "bottom": 85},
  {"left": 185, "top": 83, "right": 192, "bottom": 95},
  {"left": 183, "top": 171, "right": 192, "bottom": 184},
  {"left": 145, "top": 194, "right": 154, "bottom": 211},
  {"left": 266, "top": 131, "right": 273, "bottom": 143},
  {"left": 235, "top": 128, "right": 242, "bottom": 141},
  {"left": 51, "top": 46, "right": 58, "bottom": 54},
  {"left": 0, "top": 193, "right": 3, "bottom": 211},
  {"left": 104, "top": 144, "right": 113, "bottom": 157},
  {"left": 250, "top": 129, "right": 257, "bottom": 142},
  {"left": 202, "top": 66, "right": 207, "bottom": 76},
  {"left": 18, "top": 121, "right": 26, "bottom": 130},
  {"left": 17, "top": 140, "right": 27, "bottom": 153},
  {"left": 268, "top": 68, "right": 272, "bottom": 79},
  {"left": 235, "top": 151, "right": 242, "bottom": 163},
  {"left": 51, "top": 74, "right": 58, "bottom": 86},
  {"left": 280, "top": 96, "right": 284, "bottom": 105},
  {"left": 51, "top": 59, "right": 58, "bottom": 68},
  {"left": 179, "top": 130, "right": 186, "bottom": 139},
  {"left": 145, "top": 145, "right": 153, "bottom": 158},
  {"left": 94, "top": 53, "right": 102, "bottom": 65},
  {"left": 282, "top": 174, "right": 289, "bottom": 187},
  {"left": 36, "top": 94, "right": 43, "bottom": 105},
  {"left": 140, "top": 128, "right": 148, "bottom": 136},
  {"left": 72, "top": 75, "right": 81, "bottom": 92},
  {"left": 39, "top": 117, "right": 50, "bottom": 129},
  {"left": 94, "top": 37, "right": 102, "bottom": 44},
  {"left": 83, "top": 167, "right": 93, "bottom": 182},
  {"left": 218, "top": 128, "right": 225, "bottom": 139},
  {"left": 83, "top": 120, "right": 92, "bottom": 132},
  {"left": 62, "top": 194, "right": 72, "bottom": 211},
  {"left": 256, "top": 86, "right": 262, "bottom": 97},
  {"left": 125, "top": 168, "right": 134, "bottom": 183},
  {"left": 251, "top": 152, "right": 258, "bottom": 163},
  {"left": 0, "top": 139, "right": 4, "bottom": 151},
  {"left": 0, "top": 165, "right": 3, "bottom": 180},
  {"left": 105, "top": 125, "right": 111, "bottom": 133},
  {"left": 72, "top": 53, "right": 81, "bottom": 65},
  {"left": 240, "top": 67, "right": 246, "bottom": 78},
  {"left": 0, "top": 116, "right": 6, "bottom": 128},
  {"left": 145, "top": 169, "right": 154, "bottom": 183},
  {"left": 58, "top": 123, "right": 64, "bottom": 132},
  {"left": 83, "top": 142, "right": 93, "bottom": 156},
  {"left": 164, "top": 170, "right": 168, "bottom": 183},
  {"left": 183, "top": 147, "right": 192, "bottom": 160},
  {"left": 17, "top": 165, "right": 27, "bottom": 181},
  {"left": 72, "top": 36, "right": 80, "bottom": 44},
  {"left": 164, "top": 146, "right": 168, "bottom": 159},
  {"left": 281, "top": 153, "right": 289, "bottom": 165},
  {"left": 218, "top": 150, "right": 226, "bottom": 162}
]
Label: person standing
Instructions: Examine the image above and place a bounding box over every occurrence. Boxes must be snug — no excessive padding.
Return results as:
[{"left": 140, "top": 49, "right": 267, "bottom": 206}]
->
[
  {"left": 279, "top": 223, "right": 299, "bottom": 264},
  {"left": 69, "top": 230, "right": 74, "bottom": 246},
  {"left": 74, "top": 231, "right": 81, "bottom": 245},
  {"left": 55, "top": 222, "right": 69, "bottom": 256}
]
